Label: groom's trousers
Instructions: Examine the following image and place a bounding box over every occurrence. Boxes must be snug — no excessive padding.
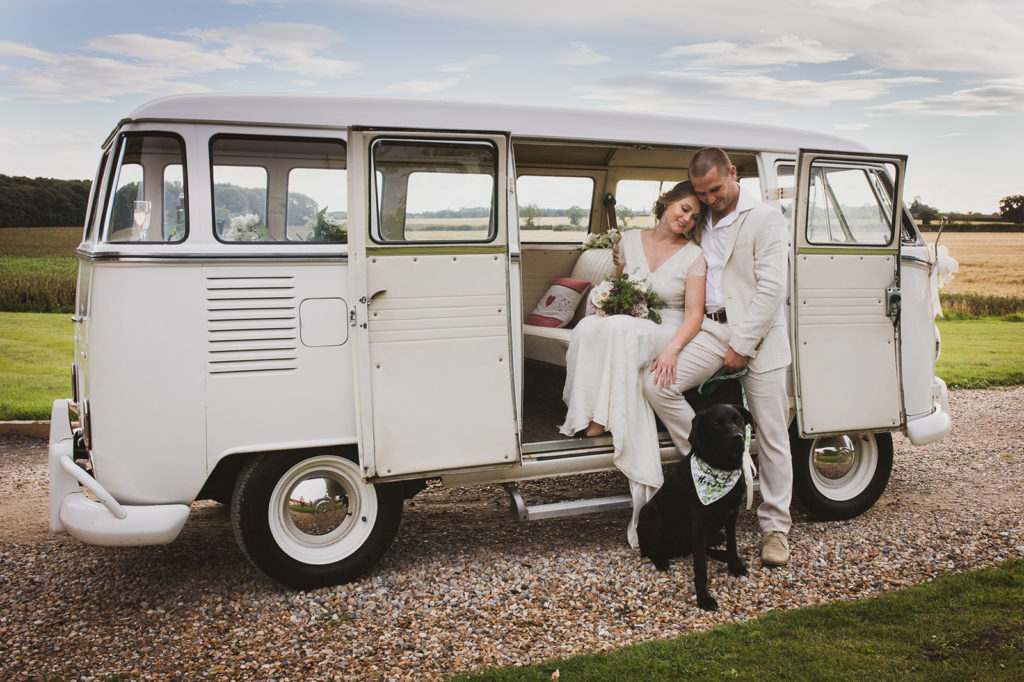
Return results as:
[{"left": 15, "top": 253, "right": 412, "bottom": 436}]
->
[{"left": 642, "top": 317, "right": 793, "bottom": 534}]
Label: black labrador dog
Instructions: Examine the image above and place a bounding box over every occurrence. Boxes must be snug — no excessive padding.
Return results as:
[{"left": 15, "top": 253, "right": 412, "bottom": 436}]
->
[{"left": 637, "top": 404, "right": 754, "bottom": 611}]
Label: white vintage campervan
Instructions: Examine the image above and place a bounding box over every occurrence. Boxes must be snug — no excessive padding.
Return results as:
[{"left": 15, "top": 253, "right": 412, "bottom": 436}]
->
[{"left": 49, "top": 95, "right": 952, "bottom": 587}]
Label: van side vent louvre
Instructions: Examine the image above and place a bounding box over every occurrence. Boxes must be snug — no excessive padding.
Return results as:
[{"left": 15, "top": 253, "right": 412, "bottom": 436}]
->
[{"left": 205, "top": 274, "right": 298, "bottom": 375}]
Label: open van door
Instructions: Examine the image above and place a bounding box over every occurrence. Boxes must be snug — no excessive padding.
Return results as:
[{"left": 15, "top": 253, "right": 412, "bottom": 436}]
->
[
  {"left": 791, "top": 149, "right": 908, "bottom": 437},
  {"left": 347, "top": 130, "right": 519, "bottom": 480}
]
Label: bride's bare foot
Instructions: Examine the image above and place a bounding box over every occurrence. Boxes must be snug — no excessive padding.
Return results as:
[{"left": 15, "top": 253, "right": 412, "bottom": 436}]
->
[{"left": 585, "top": 421, "right": 607, "bottom": 437}]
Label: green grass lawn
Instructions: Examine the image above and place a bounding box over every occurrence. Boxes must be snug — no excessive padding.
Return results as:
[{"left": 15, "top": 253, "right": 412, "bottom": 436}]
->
[
  {"left": 0, "top": 314, "right": 1021, "bottom": 421},
  {"left": 457, "top": 559, "right": 1024, "bottom": 680},
  {"left": 936, "top": 318, "right": 1024, "bottom": 388},
  {"left": 0, "top": 312, "right": 72, "bottom": 420}
]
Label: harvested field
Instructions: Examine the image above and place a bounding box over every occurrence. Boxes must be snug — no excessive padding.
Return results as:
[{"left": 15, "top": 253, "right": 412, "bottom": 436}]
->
[{"left": 934, "top": 232, "right": 1024, "bottom": 298}]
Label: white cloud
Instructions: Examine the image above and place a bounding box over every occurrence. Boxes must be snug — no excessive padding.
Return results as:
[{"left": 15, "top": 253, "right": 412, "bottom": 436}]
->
[
  {"left": 577, "top": 70, "right": 936, "bottom": 111},
  {"left": 183, "top": 23, "right": 359, "bottom": 77},
  {"left": 835, "top": 123, "right": 870, "bottom": 130},
  {"left": 390, "top": 52, "right": 501, "bottom": 93},
  {"left": 0, "top": 24, "right": 361, "bottom": 103},
  {"left": 0, "top": 40, "right": 61, "bottom": 64},
  {"left": 868, "top": 82, "right": 1024, "bottom": 117},
  {"left": 662, "top": 35, "right": 851, "bottom": 68},
  {"left": 554, "top": 43, "right": 610, "bottom": 66},
  {"left": 3, "top": 53, "right": 211, "bottom": 103},
  {"left": 440, "top": 53, "right": 500, "bottom": 73},
  {"left": 329, "top": 0, "right": 1024, "bottom": 76}
]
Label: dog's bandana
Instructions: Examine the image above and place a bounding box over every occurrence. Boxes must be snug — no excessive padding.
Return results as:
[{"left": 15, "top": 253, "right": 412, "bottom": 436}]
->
[{"left": 691, "top": 455, "right": 742, "bottom": 506}]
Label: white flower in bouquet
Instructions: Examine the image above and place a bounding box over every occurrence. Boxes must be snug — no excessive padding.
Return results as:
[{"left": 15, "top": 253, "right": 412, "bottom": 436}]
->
[
  {"left": 589, "top": 279, "right": 616, "bottom": 316},
  {"left": 589, "top": 269, "right": 665, "bottom": 323},
  {"left": 583, "top": 228, "right": 620, "bottom": 250}
]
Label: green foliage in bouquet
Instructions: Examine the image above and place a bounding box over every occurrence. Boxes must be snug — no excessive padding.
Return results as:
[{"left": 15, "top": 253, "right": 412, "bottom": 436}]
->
[
  {"left": 305, "top": 206, "right": 348, "bottom": 242},
  {"left": 590, "top": 270, "right": 666, "bottom": 324}
]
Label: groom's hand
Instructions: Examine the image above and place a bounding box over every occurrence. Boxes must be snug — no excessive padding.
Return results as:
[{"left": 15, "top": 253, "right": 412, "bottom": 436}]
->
[{"left": 724, "top": 348, "right": 749, "bottom": 373}]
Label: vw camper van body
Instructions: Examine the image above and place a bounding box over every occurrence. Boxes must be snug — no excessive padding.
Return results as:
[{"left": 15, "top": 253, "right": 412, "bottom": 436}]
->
[{"left": 49, "top": 95, "right": 951, "bottom": 586}]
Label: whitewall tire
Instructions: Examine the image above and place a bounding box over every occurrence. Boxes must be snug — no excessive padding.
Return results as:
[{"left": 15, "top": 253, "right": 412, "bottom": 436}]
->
[{"left": 232, "top": 451, "right": 403, "bottom": 588}]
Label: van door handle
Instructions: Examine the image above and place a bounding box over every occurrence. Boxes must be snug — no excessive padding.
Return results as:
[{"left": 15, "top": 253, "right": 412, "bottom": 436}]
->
[
  {"left": 886, "top": 284, "right": 901, "bottom": 323},
  {"left": 360, "top": 289, "right": 387, "bottom": 305}
]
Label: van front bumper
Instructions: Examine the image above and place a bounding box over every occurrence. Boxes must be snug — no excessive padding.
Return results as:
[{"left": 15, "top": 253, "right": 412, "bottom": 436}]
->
[
  {"left": 906, "top": 377, "right": 952, "bottom": 446},
  {"left": 48, "top": 399, "right": 190, "bottom": 546}
]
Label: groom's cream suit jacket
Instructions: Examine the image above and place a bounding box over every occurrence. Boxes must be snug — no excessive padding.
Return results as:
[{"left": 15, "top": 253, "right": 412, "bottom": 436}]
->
[{"left": 718, "top": 199, "right": 791, "bottom": 373}]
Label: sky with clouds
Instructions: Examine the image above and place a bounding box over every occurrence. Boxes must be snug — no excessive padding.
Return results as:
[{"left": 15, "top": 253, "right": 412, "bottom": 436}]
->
[{"left": 1, "top": 0, "right": 1021, "bottom": 212}]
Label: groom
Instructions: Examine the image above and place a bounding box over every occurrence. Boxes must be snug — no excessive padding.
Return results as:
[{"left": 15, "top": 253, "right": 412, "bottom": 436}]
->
[{"left": 643, "top": 147, "right": 793, "bottom": 566}]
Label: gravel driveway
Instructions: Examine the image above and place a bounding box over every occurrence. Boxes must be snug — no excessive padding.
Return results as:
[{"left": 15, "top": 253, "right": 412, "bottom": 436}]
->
[{"left": 2, "top": 388, "right": 1022, "bottom": 680}]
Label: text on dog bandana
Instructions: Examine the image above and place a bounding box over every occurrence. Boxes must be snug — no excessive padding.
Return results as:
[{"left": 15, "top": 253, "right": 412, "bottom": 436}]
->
[{"left": 691, "top": 455, "right": 742, "bottom": 506}]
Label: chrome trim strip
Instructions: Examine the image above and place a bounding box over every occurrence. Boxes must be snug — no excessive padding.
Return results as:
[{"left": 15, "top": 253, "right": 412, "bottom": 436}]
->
[
  {"left": 77, "top": 249, "right": 349, "bottom": 264},
  {"left": 521, "top": 434, "right": 673, "bottom": 458},
  {"left": 900, "top": 254, "right": 932, "bottom": 268}
]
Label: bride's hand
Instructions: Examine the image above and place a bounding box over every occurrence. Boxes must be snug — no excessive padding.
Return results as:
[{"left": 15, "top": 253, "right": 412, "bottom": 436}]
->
[{"left": 650, "top": 348, "right": 678, "bottom": 388}]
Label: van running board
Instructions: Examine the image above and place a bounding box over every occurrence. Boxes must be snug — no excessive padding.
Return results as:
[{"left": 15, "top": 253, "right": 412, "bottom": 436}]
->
[{"left": 501, "top": 483, "right": 632, "bottom": 521}]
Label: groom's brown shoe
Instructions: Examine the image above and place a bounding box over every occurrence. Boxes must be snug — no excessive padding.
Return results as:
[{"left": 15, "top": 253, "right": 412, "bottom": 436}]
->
[{"left": 761, "top": 531, "right": 790, "bottom": 566}]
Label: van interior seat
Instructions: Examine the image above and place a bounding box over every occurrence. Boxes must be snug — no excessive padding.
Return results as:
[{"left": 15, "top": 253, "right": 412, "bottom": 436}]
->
[{"left": 523, "top": 247, "right": 616, "bottom": 366}]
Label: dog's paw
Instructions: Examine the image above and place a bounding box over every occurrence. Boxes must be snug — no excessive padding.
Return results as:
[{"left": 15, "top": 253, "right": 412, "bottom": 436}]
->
[
  {"left": 653, "top": 560, "right": 670, "bottom": 572},
  {"left": 696, "top": 593, "right": 718, "bottom": 611},
  {"left": 728, "top": 561, "right": 747, "bottom": 577}
]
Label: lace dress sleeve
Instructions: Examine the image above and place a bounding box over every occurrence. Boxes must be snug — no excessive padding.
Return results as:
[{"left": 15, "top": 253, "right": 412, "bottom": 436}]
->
[{"left": 687, "top": 252, "right": 707, "bottom": 278}]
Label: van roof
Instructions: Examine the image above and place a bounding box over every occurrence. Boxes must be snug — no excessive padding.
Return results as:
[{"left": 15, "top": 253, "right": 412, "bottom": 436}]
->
[{"left": 128, "top": 94, "right": 868, "bottom": 154}]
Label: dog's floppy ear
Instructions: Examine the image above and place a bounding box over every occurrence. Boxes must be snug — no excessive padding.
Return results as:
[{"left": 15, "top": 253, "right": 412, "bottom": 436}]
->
[
  {"left": 688, "top": 410, "right": 705, "bottom": 454},
  {"left": 736, "top": 405, "right": 755, "bottom": 431}
]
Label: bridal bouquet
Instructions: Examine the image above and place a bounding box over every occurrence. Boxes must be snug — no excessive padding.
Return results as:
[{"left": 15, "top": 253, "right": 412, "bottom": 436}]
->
[{"left": 589, "top": 270, "right": 666, "bottom": 324}]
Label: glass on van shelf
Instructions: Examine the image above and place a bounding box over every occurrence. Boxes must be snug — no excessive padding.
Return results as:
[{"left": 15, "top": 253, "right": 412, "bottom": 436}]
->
[
  {"left": 370, "top": 138, "right": 497, "bottom": 244},
  {"left": 516, "top": 175, "right": 595, "bottom": 243},
  {"left": 210, "top": 135, "right": 347, "bottom": 244},
  {"left": 100, "top": 132, "right": 188, "bottom": 244}
]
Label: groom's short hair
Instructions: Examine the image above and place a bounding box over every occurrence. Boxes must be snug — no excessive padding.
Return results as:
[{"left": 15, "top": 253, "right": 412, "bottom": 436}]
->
[{"left": 689, "top": 147, "right": 732, "bottom": 180}]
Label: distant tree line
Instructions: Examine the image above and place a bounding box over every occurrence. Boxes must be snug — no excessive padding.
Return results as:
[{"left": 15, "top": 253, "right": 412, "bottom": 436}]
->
[
  {"left": 0, "top": 174, "right": 91, "bottom": 228},
  {"left": 910, "top": 195, "right": 1024, "bottom": 232}
]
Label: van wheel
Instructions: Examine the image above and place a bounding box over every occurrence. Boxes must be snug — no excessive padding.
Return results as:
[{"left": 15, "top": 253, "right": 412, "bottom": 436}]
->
[
  {"left": 790, "top": 427, "right": 893, "bottom": 521},
  {"left": 232, "top": 452, "right": 403, "bottom": 588}
]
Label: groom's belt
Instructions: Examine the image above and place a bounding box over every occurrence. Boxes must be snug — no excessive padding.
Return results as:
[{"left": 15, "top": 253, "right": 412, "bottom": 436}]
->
[{"left": 705, "top": 309, "right": 728, "bottom": 323}]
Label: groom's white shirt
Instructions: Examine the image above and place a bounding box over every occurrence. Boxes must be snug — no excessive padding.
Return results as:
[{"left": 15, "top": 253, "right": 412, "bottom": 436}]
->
[{"left": 701, "top": 186, "right": 757, "bottom": 314}]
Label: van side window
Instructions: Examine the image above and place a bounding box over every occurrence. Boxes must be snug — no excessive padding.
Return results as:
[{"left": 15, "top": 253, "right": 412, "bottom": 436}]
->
[
  {"left": 806, "top": 164, "right": 897, "bottom": 246},
  {"left": 211, "top": 136, "right": 347, "bottom": 243},
  {"left": 370, "top": 139, "right": 496, "bottom": 243},
  {"left": 101, "top": 133, "right": 187, "bottom": 243},
  {"left": 516, "top": 175, "right": 594, "bottom": 243},
  {"left": 614, "top": 180, "right": 685, "bottom": 231}
]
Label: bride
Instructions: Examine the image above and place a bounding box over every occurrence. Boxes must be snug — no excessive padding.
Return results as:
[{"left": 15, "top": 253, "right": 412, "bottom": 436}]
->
[{"left": 559, "top": 181, "right": 707, "bottom": 546}]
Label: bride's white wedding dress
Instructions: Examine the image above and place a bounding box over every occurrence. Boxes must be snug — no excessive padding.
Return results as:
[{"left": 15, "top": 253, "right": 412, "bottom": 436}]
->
[{"left": 559, "top": 228, "right": 705, "bottom": 547}]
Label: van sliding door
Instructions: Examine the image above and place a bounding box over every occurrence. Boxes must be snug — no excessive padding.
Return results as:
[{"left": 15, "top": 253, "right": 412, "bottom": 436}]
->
[
  {"left": 347, "top": 130, "right": 519, "bottom": 480},
  {"left": 792, "top": 149, "right": 907, "bottom": 437}
]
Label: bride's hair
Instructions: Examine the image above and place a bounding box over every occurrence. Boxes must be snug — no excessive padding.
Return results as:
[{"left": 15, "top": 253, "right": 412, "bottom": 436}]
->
[{"left": 652, "top": 181, "right": 704, "bottom": 244}]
